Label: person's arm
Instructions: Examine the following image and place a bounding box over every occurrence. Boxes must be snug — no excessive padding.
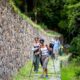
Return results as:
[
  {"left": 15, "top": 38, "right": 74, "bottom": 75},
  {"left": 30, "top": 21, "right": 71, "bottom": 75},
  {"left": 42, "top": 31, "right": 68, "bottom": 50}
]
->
[
  {"left": 32, "top": 42, "right": 39, "bottom": 51},
  {"left": 32, "top": 47, "right": 38, "bottom": 51},
  {"left": 46, "top": 44, "right": 52, "bottom": 51}
]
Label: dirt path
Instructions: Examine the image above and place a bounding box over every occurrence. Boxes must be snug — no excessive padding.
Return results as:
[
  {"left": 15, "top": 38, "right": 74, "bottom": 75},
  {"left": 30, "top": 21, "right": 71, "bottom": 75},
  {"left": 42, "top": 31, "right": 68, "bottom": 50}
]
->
[
  {"left": 28, "top": 54, "right": 71, "bottom": 80},
  {"left": 13, "top": 54, "right": 71, "bottom": 80}
]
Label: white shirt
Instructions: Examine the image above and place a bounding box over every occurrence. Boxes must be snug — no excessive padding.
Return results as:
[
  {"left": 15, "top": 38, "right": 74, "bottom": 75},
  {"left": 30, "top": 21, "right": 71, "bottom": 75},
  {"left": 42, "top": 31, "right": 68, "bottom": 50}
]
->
[
  {"left": 32, "top": 42, "right": 40, "bottom": 51},
  {"left": 53, "top": 40, "right": 60, "bottom": 50},
  {"left": 40, "top": 46, "right": 49, "bottom": 56}
]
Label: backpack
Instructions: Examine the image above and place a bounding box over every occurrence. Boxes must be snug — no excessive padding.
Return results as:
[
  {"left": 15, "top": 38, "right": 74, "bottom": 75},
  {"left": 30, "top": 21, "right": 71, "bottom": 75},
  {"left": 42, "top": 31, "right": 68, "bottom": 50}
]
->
[
  {"left": 49, "top": 43, "right": 54, "bottom": 49},
  {"left": 49, "top": 43, "right": 54, "bottom": 55}
]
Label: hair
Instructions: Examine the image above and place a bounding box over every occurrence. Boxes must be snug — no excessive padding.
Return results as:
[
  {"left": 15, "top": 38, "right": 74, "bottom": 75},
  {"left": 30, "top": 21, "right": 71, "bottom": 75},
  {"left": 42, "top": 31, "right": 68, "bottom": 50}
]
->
[
  {"left": 40, "top": 39, "right": 44, "bottom": 44},
  {"left": 34, "top": 37, "right": 39, "bottom": 40}
]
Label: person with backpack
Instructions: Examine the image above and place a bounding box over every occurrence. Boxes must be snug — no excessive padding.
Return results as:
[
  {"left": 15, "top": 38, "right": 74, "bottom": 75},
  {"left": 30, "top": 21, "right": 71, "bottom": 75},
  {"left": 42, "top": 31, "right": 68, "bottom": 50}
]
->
[
  {"left": 32, "top": 37, "right": 40, "bottom": 73},
  {"left": 47, "top": 38, "right": 55, "bottom": 59},
  {"left": 39, "top": 39, "right": 49, "bottom": 78}
]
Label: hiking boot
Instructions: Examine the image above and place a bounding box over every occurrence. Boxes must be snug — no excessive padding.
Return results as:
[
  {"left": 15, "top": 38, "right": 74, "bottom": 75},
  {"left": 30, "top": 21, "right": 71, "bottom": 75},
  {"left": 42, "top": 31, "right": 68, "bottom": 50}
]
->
[{"left": 45, "top": 75, "right": 48, "bottom": 78}]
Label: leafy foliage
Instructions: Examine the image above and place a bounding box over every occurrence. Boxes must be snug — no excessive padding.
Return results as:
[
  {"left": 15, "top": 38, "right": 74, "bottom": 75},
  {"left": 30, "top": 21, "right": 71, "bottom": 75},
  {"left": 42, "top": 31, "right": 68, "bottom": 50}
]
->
[
  {"left": 13, "top": 0, "right": 80, "bottom": 56},
  {"left": 61, "top": 61, "right": 80, "bottom": 80},
  {"left": 70, "top": 35, "right": 80, "bottom": 57},
  {"left": 58, "top": 0, "right": 80, "bottom": 43}
]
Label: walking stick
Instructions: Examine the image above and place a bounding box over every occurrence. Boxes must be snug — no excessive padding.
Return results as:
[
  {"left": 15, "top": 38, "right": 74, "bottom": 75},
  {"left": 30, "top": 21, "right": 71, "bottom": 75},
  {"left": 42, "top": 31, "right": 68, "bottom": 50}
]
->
[
  {"left": 29, "top": 50, "right": 34, "bottom": 79},
  {"left": 29, "top": 62, "right": 33, "bottom": 78}
]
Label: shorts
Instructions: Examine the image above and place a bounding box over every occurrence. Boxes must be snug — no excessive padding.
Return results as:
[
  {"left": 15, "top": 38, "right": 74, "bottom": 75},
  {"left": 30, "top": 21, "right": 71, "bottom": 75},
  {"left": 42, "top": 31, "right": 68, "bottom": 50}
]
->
[{"left": 41, "top": 55, "right": 49, "bottom": 69}]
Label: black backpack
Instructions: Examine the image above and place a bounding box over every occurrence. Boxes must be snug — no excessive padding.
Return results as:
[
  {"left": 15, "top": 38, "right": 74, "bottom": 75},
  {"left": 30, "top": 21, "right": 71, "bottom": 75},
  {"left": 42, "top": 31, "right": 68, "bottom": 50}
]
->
[
  {"left": 49, "top": 43, "right": 54, "bottom": 55},
  {"left": 49, "top": 43, "right": 54, "bottom": 49}
]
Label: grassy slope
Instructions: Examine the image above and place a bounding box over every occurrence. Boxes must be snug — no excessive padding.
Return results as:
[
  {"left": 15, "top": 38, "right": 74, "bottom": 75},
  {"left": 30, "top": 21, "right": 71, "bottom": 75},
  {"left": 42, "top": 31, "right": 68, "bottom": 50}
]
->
[{"left": 13, "top": 61, "right": 32, "bottom": 80}]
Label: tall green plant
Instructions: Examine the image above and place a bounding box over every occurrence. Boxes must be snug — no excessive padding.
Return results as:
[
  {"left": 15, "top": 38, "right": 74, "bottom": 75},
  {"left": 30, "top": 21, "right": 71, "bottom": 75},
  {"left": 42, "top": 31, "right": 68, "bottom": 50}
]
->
[{"left": 70, "top": 35, "right": 80, "bottom": 57}]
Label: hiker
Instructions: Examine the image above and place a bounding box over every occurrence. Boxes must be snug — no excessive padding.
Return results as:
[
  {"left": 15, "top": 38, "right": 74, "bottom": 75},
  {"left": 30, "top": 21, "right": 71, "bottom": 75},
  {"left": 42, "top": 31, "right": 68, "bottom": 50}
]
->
[
  {"left": 59, "top": 36, "right": 64, "bottom": 56},
  {"left": 39, "top": 39, "right": 49, "bottom": 78},
  {"left": 53, "top": 37, "right": 61, "bottom": 59},
  {"left": 59, "top": 44, "right": 64, "bottom": 56},
  {"left": 48, "top": 38, "right": 55, "bottom": 59},
  {"left": 32, "top": 37, "right": 40, "bottom": 72}
]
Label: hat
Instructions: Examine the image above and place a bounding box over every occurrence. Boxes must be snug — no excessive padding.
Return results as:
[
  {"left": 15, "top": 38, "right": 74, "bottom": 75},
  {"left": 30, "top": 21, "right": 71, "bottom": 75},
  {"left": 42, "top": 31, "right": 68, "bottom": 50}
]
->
[{"left": 40, "top": 39, "right": 44, "bottom": 44}]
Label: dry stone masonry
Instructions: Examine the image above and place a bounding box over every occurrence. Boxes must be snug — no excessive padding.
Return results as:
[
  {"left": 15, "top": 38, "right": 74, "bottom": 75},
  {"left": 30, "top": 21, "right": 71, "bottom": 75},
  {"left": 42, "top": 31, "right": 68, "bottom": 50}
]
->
[{"left": 0, "top": 0, "right": 52, "bottom": 80}]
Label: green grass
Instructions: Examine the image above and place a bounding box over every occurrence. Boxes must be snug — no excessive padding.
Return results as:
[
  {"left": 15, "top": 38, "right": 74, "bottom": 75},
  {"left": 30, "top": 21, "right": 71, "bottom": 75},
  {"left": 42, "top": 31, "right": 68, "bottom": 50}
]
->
[
  {"left": 46, "top": 30, "right": 60, "bottom": 36},
  {"left": 13, "top": 61, "right": 32, "bottom": 80},
  {"left": 61, "top": 63, "right": 80, "bottom": 80},
  {"left": 12, "top": 59, "right": 53, "bottom": 80},
  {"left": 9, "top": 0, "right": 61, "bottom": 37},
  {"left": 12, "top": 58, "right": 57, "bottom": 80},
  {"left": 12, "top": 55, "right": 78, "bottom": 80}
]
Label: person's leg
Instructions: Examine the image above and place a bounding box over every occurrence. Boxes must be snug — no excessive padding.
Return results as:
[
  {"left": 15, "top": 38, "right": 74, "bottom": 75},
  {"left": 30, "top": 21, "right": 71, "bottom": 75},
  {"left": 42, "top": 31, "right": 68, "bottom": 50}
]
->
[
  {"left": 53, "top": 48, "right": 56, "bottom": 59},
  {"left": 33, "top": 55, "right": 39, "bottom": 72},
  {"left": 40, "top": 56, "right": 45, "bottom": 78},
  {"left": 36, "top": 55, "right": 39, "bottom": 72},
  {"left": 45, "top": 69, "right": 48, "bottom": 77},
  {"left": 54, "top": 49, "right": 59, "bottom": 60},
  {"left": 39, "top": 53, "right": 43, "bottom": 67},
  {"left": 33, "top": 54, "right": 36, "bottom": 71},
  {"left": 55, "top": 53, "right": 57, "bottom": 59},
  {"left": 43, "top": 56, "right": 49, "bottom": 77},
  {"left": 51, "top": 53, "right": 55, "bottom": 60},
  {"left": 56, "top": 49, "right": 59, "bottom": 59},
  {"left": 34, "top": 55, "right": 39, "bottom": 72}
]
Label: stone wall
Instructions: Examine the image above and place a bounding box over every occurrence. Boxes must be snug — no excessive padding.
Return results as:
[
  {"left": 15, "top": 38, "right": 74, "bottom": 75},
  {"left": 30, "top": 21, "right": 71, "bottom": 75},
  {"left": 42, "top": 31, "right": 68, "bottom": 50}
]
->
[{"left": 0, "top": 0, "right": 52, "bottom": 80}]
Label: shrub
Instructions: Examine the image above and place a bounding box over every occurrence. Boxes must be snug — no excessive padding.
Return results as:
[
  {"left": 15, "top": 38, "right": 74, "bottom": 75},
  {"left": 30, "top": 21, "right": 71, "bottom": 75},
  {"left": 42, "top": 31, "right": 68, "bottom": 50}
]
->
[
  {"left": 39, "top": 23, "right": 48, "bottom": 30},
  {"left": 61, "top": 61, "right": 80, "bottom": 80},
  {"left": 70, "top": 35, "right": 80, "bottom": 57}
]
